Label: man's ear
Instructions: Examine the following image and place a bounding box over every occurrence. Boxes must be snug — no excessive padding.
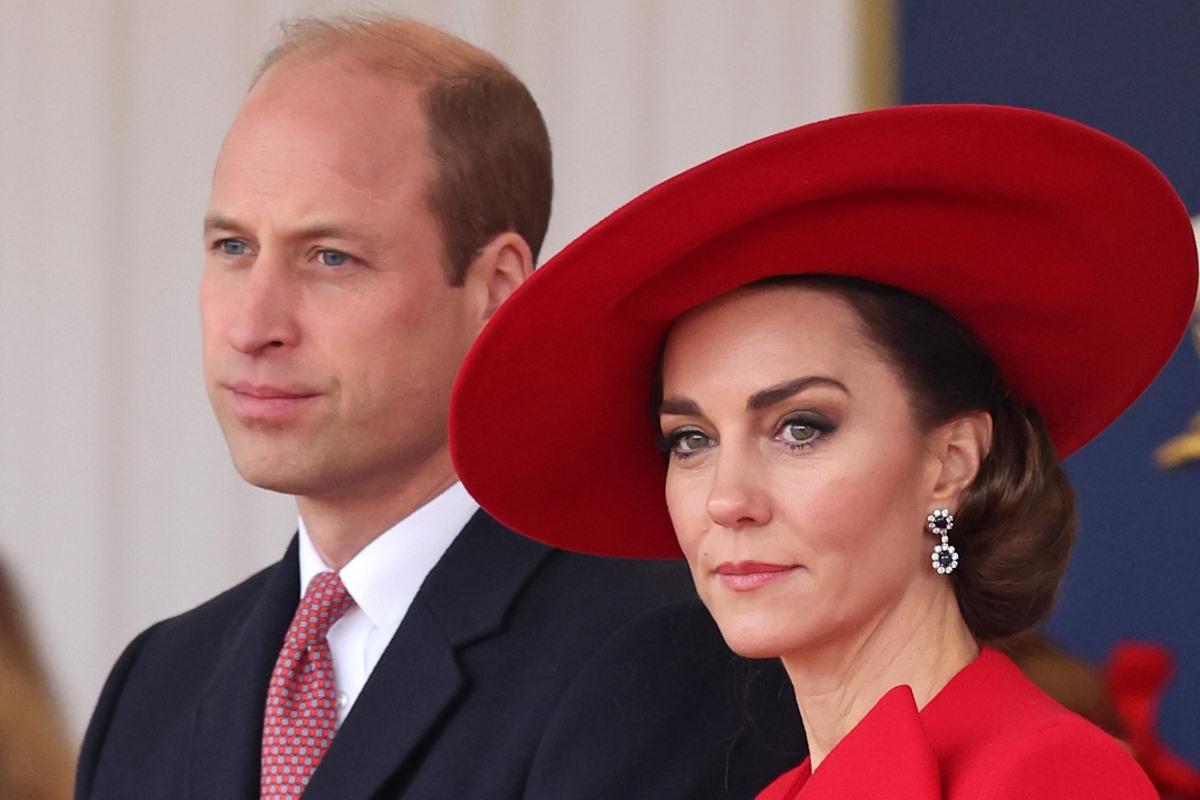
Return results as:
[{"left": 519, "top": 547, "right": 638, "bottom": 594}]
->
[
  {"left": 929, "top": 411, "right": 993, "bottom": 508},
  {"left": 462, "top": 231, "right": 534, "bottom": 324}
]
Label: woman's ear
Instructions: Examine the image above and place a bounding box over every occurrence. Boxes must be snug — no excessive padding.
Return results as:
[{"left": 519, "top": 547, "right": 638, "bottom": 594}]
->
[{"left": 930, "top": 411, "right": 993, "bottom": 508}]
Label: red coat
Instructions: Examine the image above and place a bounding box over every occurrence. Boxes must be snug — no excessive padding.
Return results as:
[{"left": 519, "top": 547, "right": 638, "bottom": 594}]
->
[{"left": 757, "top": 648, "right": 1155, "bottom": 799}]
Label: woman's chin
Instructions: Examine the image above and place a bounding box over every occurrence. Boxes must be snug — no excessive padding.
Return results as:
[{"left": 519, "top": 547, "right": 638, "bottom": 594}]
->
[{"left": 712, "top": 620, "right": 798, "bottom": 661}]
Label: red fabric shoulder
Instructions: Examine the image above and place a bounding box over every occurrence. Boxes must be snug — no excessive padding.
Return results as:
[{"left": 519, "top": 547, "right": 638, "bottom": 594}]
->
[
  {"left": 932, "top": 650, "right": 1157, "bottom": 799},
  {"left": 755, "top": 685, "right": 940, "bottom": 799},
  {"left": 754, "top": 650, "right": 1158, "bottom": 799},
  {"left": 964, "top": 712, "right": 1158, "bottom": 799}
]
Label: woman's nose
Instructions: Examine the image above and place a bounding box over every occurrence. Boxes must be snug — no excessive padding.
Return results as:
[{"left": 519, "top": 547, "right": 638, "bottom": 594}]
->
[{"left": 705, "top": 447, "right": 772, "bottom": 531}]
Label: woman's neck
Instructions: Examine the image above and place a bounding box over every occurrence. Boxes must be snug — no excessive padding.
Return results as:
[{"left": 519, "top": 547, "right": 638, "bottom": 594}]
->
[{"left": 782, "top": 586, "right": 978, "bottom": 770}]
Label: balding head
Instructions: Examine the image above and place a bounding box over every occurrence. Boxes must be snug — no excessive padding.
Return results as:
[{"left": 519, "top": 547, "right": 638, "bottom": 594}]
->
[{"left": 254, "top": 16, "right": 553, "bottom": 284}]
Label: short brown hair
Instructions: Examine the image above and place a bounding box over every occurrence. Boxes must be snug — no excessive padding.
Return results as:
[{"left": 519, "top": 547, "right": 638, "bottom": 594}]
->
[
  {"left": 760, "top": 275, "right": 1076, "bottom": 641},
  {"left": 255, "top": 15, "right": 553, "bottom": 285}
]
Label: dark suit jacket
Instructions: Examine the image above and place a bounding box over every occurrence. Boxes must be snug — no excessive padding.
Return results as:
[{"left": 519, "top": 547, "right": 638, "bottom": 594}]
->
[{"left": 76, "top": 512, "right": 806, "bottom": 799}]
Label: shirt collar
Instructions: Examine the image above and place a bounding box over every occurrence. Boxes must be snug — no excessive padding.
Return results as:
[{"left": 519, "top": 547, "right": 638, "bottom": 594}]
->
[{"left": 297, "top": 482, "right": 479, "bottom": 635}]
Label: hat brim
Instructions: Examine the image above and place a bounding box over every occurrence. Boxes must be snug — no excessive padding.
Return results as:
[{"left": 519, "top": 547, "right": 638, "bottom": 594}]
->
[{"left": 450, "top": 104, "right": 1198, "bottom": 558}]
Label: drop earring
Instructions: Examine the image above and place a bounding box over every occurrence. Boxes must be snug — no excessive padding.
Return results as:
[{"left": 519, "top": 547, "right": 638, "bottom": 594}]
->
[{"left": 927, "top": 508, "right": 959, "bottom": 574}]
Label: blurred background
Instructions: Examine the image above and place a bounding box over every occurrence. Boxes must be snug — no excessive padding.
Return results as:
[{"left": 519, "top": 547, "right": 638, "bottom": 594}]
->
[{"left": 0, "top": 0, "right": 1196, "bottom": 775}]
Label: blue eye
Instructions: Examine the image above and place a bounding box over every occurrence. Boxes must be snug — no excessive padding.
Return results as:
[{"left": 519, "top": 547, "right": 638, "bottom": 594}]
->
[
  {"left": 218, "top": 239, "right": 248, "bottom": 256},
  {"left": 318, "top": 249, "right": 349, "bottom": 267}
]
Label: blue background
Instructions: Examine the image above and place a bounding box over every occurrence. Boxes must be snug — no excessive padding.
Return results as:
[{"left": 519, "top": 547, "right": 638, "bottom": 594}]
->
[{"left": 901, "top": 0, "right": 1200, "bottom": 763}]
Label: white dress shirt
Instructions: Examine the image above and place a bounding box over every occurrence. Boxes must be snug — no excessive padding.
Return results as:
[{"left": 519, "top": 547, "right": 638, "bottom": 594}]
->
[{"left": 297, "top": 482, "right": 479, "bottom": 725}]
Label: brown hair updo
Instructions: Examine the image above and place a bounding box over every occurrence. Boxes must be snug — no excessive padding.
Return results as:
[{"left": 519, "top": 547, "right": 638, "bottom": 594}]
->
[{"left": 758, "top": 275, "right": 1077, "bottom": 641}]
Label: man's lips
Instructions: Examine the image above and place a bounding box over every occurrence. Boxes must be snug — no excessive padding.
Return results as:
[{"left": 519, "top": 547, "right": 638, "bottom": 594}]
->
[
  {"left": 714, "top": 561, "right": 798, "bottom": 592},
  {"left": 224, "top": 381, "right": 319, "bottom": 421}
]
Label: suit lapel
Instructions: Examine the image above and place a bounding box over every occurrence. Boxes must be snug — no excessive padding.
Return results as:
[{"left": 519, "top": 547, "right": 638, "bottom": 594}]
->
[
  {"left": 186, "top": 537, "right": 301, "bottom": 800},
  {"left": 303, "top": 512, "right": 553, "bottom": 800}
]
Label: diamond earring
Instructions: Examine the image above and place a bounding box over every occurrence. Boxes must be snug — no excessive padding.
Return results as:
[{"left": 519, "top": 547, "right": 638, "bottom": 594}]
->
[{"left": 927, "top": 508, "right": 959, "bottom": 575}]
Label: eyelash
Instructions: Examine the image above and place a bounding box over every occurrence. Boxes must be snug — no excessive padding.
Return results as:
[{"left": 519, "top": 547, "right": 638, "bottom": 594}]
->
[
  {"left": 212, "top": 238, "right": 249, "bottom": 257},
  {"left": 316, "top": 248, "right": 353, "bottom": 268},
  {"left": 776, "top": 411, "right": 836, "bottom": 450},
  {"left": 658, "top": 427, "right": 713, "bottom": 460},
  {"left": 207, "top": 241, "right": 360, "bottom": 272},
  {"left": 658, "top": 411, "right": 837, "bottom": 461}
]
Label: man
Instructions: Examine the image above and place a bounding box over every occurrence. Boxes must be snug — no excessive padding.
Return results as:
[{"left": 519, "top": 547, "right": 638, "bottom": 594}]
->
[{"left": 75, "top": 16, "right": 804, "bottom": 800}]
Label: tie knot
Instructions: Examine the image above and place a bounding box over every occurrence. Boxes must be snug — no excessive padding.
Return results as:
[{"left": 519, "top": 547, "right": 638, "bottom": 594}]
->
[{"left": 289, "top": 571, "right": 355, "bottom": 650}]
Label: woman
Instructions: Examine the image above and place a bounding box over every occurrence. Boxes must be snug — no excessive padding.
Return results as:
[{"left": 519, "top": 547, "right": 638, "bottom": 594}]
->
[{"left": 448, "top": 105, "right": 1198, "bottom": 797}]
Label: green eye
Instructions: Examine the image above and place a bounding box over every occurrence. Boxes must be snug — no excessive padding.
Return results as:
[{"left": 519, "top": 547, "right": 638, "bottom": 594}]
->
[
  {"left": 783, "top": 422, "right": 817, "bottom": 444},
  {"left": 661, "top": 428, "right": 713, "bottom": 459},
  {"left": 676, "top": 431, "right": 711, "bottom": 452},
  {"left": 778, "top": 412, "right": 835, "bottom": 449}
]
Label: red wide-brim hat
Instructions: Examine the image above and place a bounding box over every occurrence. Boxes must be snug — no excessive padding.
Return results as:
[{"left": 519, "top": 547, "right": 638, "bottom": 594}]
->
[{"left": 450, "top": 104, "right": 1198, "bottom": 558}]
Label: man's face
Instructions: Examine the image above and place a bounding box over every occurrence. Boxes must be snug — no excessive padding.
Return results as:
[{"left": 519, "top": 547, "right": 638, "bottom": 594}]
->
[{"left": 201, "top": 57, "right": 478, "bottom": 506}]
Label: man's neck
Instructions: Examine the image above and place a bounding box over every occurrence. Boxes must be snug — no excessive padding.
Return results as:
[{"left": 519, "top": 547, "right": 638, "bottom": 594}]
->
[{"left": 297, "top": 463, "right": 459, "bottom": 570}]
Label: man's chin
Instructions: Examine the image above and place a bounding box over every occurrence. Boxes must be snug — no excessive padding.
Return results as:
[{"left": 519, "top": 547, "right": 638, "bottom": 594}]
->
[{"left": 228, "top": 452, "right": 319, "bottom": 497}]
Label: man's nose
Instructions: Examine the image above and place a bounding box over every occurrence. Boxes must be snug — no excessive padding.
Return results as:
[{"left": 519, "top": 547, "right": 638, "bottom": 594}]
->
[{"left": 226, "top": 254, "right": 301, "bottom": 355}]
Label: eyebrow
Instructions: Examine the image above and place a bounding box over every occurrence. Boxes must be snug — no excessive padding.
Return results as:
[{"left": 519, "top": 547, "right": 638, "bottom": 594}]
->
[
  {"left": 659, "top": 397, "right": 702, "bottom": 416},
  {"left": 202, "top": 214, "right": 241, "bottom": 236},
  {"left": 291, "top": 223, "right": 371, "bottom": 241},
  {"left": 202, "top": 215, "right": 372, "bottom": 242},
  {"left": 659, "top": 375, "right": 849, "bottom": 417},
  {"left": 746, "top": 376, "right": 849, "bottom": 410}
]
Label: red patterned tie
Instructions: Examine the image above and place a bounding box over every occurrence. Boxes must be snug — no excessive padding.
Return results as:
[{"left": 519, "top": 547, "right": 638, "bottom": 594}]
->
[{"left": 261, "top": 571, "right": 355, "bottom": 798}]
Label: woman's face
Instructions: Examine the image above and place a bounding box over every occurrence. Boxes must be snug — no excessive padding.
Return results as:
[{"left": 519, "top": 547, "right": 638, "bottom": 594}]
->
[{"left": 659, "top": 284, "right": 955, "bottom": 661}]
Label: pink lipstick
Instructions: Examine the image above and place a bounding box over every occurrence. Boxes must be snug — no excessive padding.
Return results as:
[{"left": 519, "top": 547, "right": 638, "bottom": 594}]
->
[{"left": 714, "top": 561, "right": 797, "bottom": 592}]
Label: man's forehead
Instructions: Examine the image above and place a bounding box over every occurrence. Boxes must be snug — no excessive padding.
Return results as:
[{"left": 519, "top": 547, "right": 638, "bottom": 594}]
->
[
  {"left": 241, "top": 54, "right": 423, "bottom": 131},
  {"left": 214, "top": 61, "right": 432, "bottom": 200}
]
